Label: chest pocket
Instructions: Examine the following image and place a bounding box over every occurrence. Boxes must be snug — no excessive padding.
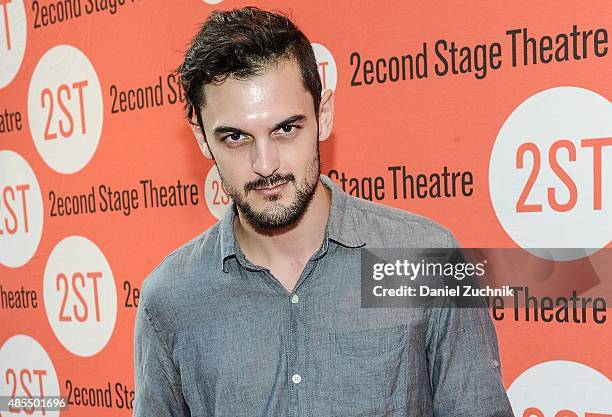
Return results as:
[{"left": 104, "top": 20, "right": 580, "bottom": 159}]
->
[{"left": 327, "top": 323, "right": 408, "bottom": 417}]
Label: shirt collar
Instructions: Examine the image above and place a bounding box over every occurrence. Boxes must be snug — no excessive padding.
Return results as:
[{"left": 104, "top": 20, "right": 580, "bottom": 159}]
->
[
  {"left": 320, "top": 173, "right": 366, "bottom": 248},
  {"left": 218, "top": 173, "right": 366, "bottom": 272}
]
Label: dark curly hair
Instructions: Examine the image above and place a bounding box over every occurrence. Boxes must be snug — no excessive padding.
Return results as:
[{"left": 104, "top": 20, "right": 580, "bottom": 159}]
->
[{"left": 178, "top": 6, "right": 322, "bottom": 133}]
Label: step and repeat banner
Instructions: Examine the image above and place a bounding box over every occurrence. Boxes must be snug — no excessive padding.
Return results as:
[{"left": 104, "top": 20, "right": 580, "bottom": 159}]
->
[{"left": 1, "top": 0, "right": 611, "bottom": 416}]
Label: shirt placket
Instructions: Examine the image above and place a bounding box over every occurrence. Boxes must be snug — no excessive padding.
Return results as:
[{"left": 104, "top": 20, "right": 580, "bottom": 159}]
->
[{"left": 257, "top": 257, "right": 316, "bottom": 417}]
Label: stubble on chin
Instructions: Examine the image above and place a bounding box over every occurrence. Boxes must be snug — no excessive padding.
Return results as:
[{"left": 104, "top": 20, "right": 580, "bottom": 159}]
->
[{"left": 218, "top": 154, "right": 320, "bottom": 232}]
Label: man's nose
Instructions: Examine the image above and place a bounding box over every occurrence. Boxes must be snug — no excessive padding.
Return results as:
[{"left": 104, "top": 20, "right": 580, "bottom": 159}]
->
[{"left": 251, "top": 138, "right": 280, "bottom": 177}]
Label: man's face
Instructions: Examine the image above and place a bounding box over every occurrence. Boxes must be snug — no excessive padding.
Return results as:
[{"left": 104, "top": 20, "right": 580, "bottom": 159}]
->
[{"left": 197, "top": 59, "right": 325, "bottom": 231}]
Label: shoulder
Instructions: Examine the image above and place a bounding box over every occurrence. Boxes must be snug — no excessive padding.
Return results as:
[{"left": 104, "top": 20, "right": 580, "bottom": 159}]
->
[
  {"left": 346, "top": 195, "right": 458, "bottom": 248},
  {"left": 139, "top": 222, "right": 222, "bottom": 308}
]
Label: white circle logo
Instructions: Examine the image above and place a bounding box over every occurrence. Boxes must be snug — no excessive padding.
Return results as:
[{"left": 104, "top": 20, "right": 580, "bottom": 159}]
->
[
  {"left": 27, "top": 44, "right": 104, "bottom": 174},
  {"left": 204, "top": 165, "right": 232, "bottom": 220},
  {"left": 0, "top": 335, "right": 61, "bottom": 417},
  {"left": 508, "top": 360, "right": 612, "bottom": 416},
  {"left": 489, "top": 87, "right": 612, "bottom": 260},
  {"left": 0, "top": 0, "right": 26, "bottom": 89},
  {"left": 43, "top": 236, "right": 117, "bottom": 357},
  {"left": 202, "top": 0, "right": 223, "bottom": 4},
  {"left": 0, "top": 150, "right": 44, "bottom": 268},
  {"left": 312, "top": 43, "right": 337, "bottom": 92}
]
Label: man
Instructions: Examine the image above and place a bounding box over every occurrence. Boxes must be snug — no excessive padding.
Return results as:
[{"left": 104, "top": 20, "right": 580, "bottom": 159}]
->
[{"left": 133, "top": 6, "right": 514, "bottom": 417}]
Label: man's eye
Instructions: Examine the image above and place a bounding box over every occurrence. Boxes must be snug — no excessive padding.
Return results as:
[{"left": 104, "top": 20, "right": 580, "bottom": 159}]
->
[
  {"left": 224, "top": 133, "right": 245, "bottom": 143},
  {"left": 279, "top": 125, "right": 298, "bottom": 134}
]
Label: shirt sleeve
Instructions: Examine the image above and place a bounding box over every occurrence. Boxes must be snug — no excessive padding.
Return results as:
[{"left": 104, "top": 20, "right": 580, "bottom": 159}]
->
[
  {"left": 133, "top": 290, "right": 191, "bottom": 417},
  {"left": 426, "top": 300, "right": 515, "bottom": 417}
]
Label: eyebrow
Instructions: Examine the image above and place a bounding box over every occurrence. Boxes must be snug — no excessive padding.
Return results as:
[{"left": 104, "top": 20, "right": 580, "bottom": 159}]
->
[{"left": 212, "top": 114, "right": 307, "bottom": 137}]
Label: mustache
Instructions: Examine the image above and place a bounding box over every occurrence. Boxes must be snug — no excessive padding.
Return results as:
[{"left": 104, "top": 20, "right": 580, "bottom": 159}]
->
[{"left": 245, "top": 174, "right": 295, "bottom": 193}]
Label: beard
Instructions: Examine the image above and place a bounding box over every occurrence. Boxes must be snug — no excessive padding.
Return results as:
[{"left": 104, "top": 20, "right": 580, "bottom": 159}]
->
[{"left": 217, "top": 148, "right": 320, "bottom": 232}]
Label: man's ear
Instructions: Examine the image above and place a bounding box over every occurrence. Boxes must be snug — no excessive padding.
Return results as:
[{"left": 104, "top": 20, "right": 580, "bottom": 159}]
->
[
  {"left": 317, "top": 89, "right": 334, "bottom": 142},
  {"left": 189, "top": 116, "right": 213, "bottom": 159}
]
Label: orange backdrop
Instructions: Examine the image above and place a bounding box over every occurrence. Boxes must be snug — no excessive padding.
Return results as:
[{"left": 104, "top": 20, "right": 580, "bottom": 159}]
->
[{"left": 1, "top": 1, "right": 610, "bottom": 416}]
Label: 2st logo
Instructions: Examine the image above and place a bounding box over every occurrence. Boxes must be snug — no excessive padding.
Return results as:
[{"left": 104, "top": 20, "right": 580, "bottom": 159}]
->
[
  {"left": 41, "top": 80, "right": 90, "bottom": 140},
  {"left": 0, "top": 335, "right": 61, "bottom": 417},
  {"left": 5, "top": 368, "right": 48, "bottom": 414},
  {"left": 211, "top": 180, "right": 230, "bottom": 206},
  {"left": 43, "top": 236, "right": 117, "bottom": 357},
  {"left": 27, "top": 44, "right": 103, "bottom": 174},
  {"left": 204, "top": 165, "right": 231, "bottom": 220},
  {"left": 0, "top": 151, "right": 44, "bottom": 268},
  {"left": 516, "top": 137, "right": 611, "bottom": 213},
  {"left": 508, "top": 361, "right": 611, "bottom": 417},
  {"left": 2, "top": 184, "right": 32, "bottom": 234},
  {"left": 1, "top": 0, "right": 13, "bottom": 50},
  {"left": 0, "top": 0, "right": 26, "bottom": 89},
  {"left": 312, "top": 43, "right": 337, "bottom": 92},
  {"left": 56, "top": 271, "right": 103, "bottom": 323},
  {"left": 522, "top": 410, "right": 611, "bottom": 417},
  {"left": 490, "top": 87, "right": 612, "bottom": 260}
]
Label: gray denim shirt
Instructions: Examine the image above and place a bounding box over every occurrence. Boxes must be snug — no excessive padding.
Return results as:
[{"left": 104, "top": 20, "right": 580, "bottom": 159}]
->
[{"left": 133, "top": 174, "right": 514, "bottom": 417}]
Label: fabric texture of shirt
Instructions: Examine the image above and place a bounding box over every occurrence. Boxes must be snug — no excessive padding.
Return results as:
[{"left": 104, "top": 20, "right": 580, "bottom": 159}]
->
[{"left": 133, "top": 174, "right": 515, "bottom": 417}]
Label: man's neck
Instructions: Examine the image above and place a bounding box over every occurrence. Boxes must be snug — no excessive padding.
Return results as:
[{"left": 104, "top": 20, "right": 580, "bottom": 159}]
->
[{"left": 233, "top": 179, "right": 332, "bottom": 269}]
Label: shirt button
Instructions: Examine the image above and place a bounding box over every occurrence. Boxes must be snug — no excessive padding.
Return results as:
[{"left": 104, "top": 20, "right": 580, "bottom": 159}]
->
[
  {"left": 291, "top": 294, "right": 299, "bottom": 304},
  {"left": 291, "top": 373, "right": 301, "bottom": 384}
]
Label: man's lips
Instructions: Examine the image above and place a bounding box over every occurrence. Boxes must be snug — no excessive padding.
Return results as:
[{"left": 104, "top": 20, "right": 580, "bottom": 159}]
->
[{"left": 254, "top": 181, "right": 288, "bottom": 195}]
